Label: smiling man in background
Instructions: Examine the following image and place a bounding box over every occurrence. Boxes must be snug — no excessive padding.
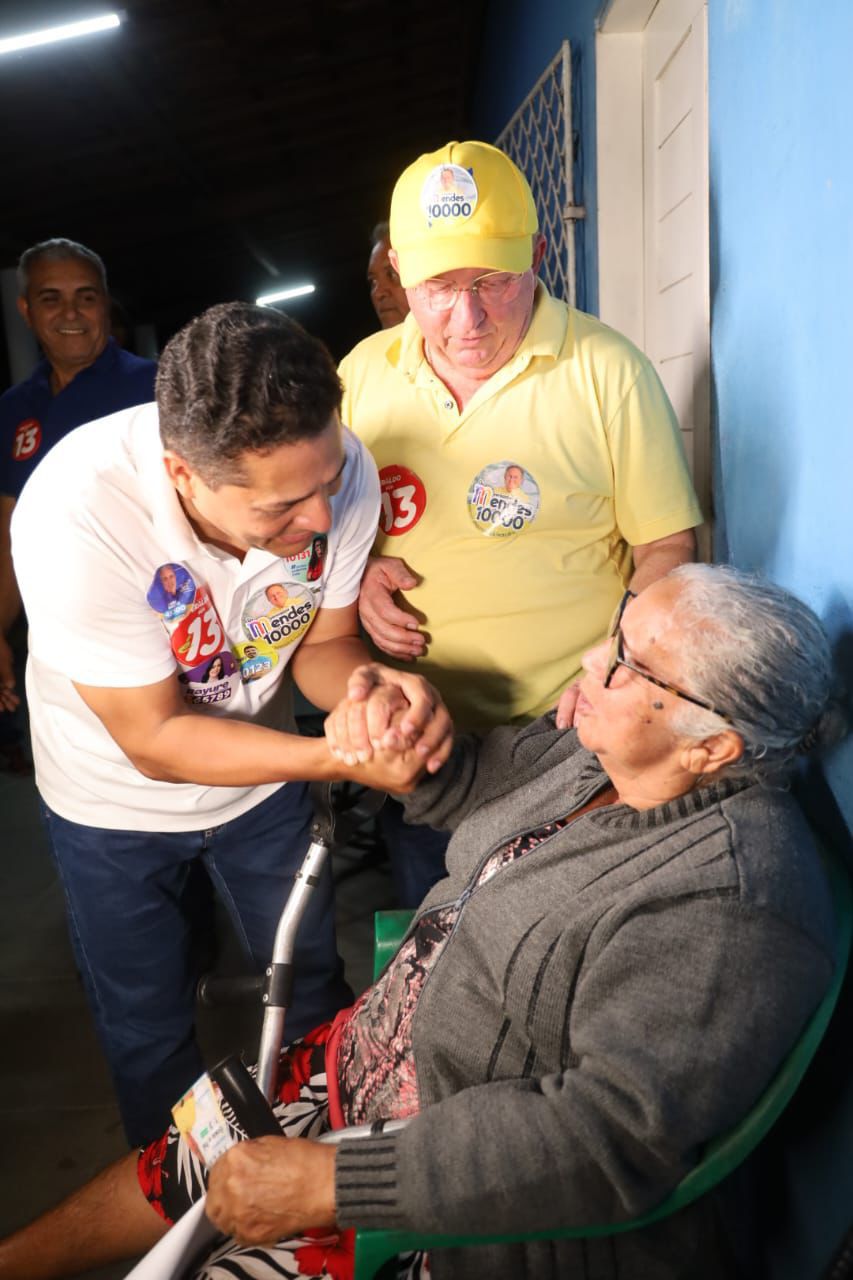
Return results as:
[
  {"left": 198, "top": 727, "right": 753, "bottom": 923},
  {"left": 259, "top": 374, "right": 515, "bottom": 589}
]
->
[{"left": 0, "top": 238, "right": 156, "bottom": 764}]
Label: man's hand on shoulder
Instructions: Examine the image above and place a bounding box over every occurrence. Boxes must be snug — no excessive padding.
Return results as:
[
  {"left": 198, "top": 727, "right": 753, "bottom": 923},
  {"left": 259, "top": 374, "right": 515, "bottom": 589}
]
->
[{"left": 358, "top": 556, "right": 427, "bottom": 659}]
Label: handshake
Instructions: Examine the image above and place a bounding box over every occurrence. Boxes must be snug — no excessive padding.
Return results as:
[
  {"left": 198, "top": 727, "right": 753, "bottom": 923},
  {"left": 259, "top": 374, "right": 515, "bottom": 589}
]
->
[{"left": 322, "top": 662, "right": 453, "bottom": 794}]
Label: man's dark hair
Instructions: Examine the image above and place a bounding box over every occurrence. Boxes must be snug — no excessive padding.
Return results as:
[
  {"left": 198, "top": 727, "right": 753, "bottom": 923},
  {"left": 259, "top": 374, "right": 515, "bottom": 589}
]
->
[
  {"left": 17, "top": 237, "right": 108, "bottom": 294},
  {"left": 370, "top": 220, "right": 391, "bottom": 248},
  {"left": 156, "top": 301, "right": 343, "bottom": 488}
]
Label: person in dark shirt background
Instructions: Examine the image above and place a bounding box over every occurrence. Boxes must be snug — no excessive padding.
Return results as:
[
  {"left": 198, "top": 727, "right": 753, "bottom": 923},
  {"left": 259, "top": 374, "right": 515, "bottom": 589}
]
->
[{"left": 0, "top": 237, "right": 157, "bottom": 771}]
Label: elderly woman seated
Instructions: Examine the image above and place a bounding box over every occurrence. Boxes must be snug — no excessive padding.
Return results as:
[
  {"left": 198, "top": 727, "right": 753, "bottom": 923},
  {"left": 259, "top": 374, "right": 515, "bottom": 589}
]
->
[{"left": 0, "top": 564, "right": 846, "bottom": 1280}]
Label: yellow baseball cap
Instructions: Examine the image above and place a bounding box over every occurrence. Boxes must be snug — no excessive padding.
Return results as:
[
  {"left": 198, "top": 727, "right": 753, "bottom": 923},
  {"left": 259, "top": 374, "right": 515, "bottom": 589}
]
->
[{"left": 389, "top": 140, "right": 539, "bottom": 287}]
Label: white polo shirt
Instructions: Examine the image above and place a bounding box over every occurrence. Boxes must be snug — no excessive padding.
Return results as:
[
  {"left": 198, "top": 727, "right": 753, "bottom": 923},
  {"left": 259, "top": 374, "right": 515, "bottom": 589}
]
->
[{"left": 12, "top": 403, "right": 380, "bottom": 831}]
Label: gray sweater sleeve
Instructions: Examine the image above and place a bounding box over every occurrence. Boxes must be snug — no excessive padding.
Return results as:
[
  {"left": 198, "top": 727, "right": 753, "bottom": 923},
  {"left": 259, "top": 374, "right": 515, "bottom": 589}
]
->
[
  {"left": 401, "top": 717, "right": 582, "bottom": 833},
  {"left": 335, "top": 895, "right": 833, "bottom": 1234}
]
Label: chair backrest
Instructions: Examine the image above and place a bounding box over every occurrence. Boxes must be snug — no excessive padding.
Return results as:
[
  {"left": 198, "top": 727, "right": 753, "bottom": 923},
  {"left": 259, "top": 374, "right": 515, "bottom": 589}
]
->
[
  {"left": 373, "top": 908, "right": 415, "bottom": 980},
  {"left": 355, "top": 845, "right": 853, "bottom": 1279}
]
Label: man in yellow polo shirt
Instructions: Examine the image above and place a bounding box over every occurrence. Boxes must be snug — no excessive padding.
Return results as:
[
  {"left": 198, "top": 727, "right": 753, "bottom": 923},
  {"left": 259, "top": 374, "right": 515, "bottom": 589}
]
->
[{"left": 339, "top": 140, "right": 702, "bottom": 902}]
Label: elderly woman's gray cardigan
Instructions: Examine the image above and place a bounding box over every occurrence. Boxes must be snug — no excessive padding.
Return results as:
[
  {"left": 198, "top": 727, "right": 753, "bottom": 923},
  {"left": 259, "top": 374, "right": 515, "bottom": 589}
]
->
[{"left": 335, "top": 717, "right": 836, "bottom": 1279}]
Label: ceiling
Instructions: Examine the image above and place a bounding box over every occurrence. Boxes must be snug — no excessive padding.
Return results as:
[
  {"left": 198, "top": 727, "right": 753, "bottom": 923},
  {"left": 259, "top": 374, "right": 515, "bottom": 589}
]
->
[{"left": 0, "top": 0, "right": 489, "bottom": 364}]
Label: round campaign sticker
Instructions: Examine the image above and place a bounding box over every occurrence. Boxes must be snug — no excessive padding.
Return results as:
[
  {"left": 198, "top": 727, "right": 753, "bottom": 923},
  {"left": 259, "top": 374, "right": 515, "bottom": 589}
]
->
[
  {"left": 420, "top": 163, "right": 479, "bottom": 228},
  {"left": 241, "top": 581, "right": 317, "bottom": 650},
  {"left": 11, "top": 419, "right": 42, "bottom": 461},
  {"left": 147, "top": 563, "right": 197, "bottom": 620},
  {"left": 178, "top": 649, "right": 238, "bottom": 706},
  {"left": 282, "top": 534, "right": 328, "bottom": 584},
  {"left": 467, "top": 461, "right": 541, "bottom": 540},
  {"left": 235, "top": 638, "right": 278, "bottom": 683},
  {"left": 378, "top": 464, "right": 426, "bottom": 537}
]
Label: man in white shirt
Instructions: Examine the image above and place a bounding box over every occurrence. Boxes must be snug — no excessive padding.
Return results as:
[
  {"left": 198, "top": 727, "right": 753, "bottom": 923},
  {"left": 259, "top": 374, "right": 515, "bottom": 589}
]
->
[{"left": 12, "top": 301, "right": 449, "bottom": 1145}]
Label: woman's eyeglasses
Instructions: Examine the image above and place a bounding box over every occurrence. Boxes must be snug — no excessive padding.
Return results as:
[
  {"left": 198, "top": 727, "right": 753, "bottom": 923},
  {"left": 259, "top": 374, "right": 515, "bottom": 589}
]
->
[{"left": 604, "top": 590, "right": 733, "bottom": 723}]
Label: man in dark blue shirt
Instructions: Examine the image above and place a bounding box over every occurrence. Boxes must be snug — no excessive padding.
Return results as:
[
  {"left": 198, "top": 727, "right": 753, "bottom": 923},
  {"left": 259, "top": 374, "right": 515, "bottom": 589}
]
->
[{"left": 0, "top": 238, "right": 157, "bottom": 765}]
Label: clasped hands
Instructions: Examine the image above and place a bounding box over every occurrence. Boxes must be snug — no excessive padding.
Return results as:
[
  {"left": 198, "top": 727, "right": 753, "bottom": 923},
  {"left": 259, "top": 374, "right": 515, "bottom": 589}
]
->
[{"left": 324, "top": 661, "right": 453, "bottom": 791}]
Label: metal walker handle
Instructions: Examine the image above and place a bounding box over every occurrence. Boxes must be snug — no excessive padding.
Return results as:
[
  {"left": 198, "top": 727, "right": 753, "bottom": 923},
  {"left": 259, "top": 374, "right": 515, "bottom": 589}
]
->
[{"left": 256, "top": 781, "right": 386, "bottom": 1101}]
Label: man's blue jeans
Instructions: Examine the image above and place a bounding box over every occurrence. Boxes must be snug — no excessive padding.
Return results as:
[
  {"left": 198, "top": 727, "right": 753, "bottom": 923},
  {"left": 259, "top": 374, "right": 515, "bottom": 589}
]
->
[
  {"left": 41, "top": 782, "right": 352, "bottom": 1146},
  {"left": 378, "top": 797, "right": 450, "bottom": 908}
]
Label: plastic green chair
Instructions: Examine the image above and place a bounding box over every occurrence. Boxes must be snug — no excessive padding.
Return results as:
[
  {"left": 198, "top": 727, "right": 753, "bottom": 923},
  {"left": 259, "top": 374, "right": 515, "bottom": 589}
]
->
[{"left": 354, "top": 848, "right": 853, "bottom": 1280}]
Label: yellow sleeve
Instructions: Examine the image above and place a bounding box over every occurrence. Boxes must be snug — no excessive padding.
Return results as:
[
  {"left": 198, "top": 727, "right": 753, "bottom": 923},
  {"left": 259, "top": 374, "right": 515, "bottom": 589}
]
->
[
  {"left": 607, "top": 362, "right": 703, "bottom": 545},
  {"left": 338, "top": 350, "right": 354, "bottom": 431}
]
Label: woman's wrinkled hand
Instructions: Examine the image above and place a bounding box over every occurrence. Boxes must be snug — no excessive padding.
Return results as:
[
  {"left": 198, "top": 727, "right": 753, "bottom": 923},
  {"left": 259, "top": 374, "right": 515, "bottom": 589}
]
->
[{"left": 205, "top": 1137, "right": 336, "bottom": 1245}]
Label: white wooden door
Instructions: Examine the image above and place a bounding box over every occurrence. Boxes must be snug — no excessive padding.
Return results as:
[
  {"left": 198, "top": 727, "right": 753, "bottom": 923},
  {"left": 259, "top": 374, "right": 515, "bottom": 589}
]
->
[
  {"left": 642, "top": 0, "right": 710, "bottom": 532},
  {"left": 596, "top": 0, "right": 711, "bottom": 552}
]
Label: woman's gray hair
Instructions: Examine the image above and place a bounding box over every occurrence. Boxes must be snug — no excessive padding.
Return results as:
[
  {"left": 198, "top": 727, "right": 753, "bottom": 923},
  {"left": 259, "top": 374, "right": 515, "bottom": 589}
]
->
[{"left": 666, "top": 563, "right": 847, "bottom": 782}]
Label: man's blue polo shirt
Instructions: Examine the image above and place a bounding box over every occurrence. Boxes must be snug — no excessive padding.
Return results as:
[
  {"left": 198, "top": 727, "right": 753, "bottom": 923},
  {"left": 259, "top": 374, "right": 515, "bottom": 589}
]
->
[{"left": 0, "top": 338, "right": 157, "bottom": 499}]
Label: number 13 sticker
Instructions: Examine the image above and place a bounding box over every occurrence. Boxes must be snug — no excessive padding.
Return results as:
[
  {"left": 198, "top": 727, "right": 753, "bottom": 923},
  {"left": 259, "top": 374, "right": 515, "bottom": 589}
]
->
[
  {"left": 12, "top": 419, "right": 42, "bottom": 461},
  {"left": 170, "top": 588, "right": 225, "bottom": 668},
  {"left": 378, "top": 464, "right": 426, "bottom": 537}
]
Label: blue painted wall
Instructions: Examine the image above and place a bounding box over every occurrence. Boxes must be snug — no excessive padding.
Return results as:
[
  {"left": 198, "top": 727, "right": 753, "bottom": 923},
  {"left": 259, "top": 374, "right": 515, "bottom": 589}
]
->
[
  {"left": 709, "top": 1, "right": 853, "bottom": 835},
  {"left": 710, "top": 6, "right": 853, "bottom": 1275}
]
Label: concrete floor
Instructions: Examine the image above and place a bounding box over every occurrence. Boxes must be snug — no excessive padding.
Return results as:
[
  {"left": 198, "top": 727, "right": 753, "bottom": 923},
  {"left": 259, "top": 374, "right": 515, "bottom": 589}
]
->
[{"left": 0, "top": 756, "right": 394, "bottom": 1278}]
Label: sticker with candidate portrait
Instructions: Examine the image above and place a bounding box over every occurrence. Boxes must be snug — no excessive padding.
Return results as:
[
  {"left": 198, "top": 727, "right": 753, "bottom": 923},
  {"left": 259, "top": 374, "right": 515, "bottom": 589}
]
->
[
  {"left": 282, "top": 534, "right": 328, "bottom": 584},
  {"left": 147, "top": 562, "right": 197, "bottom": 620},
  {"left": 234, "top": 638, "right": 278, "bottom": 683},
  {"left": 241, "top": 580, "right": 317, "bottom": 650},
  {"left": 178, "top": 649, "right": 238, "bottom": 706},
  {"left": 378, "top": 464, "right": 426, "bottom": 537},
  {"left": 467, "top": 462, "right": 540, "bottom": 540},
  {"left": 420, "top": 163, "right": 478, "bottom": 228}
]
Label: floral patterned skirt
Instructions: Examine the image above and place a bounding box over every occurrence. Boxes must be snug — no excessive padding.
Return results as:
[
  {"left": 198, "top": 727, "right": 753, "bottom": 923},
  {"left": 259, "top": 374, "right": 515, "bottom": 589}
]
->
[{"left": 137, "top": 1024, "right": 428, "bottom": 1280}]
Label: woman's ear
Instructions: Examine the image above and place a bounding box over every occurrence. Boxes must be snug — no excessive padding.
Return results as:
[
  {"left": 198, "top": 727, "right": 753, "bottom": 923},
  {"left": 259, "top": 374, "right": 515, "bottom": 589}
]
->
[{"left": 680, "top": 729, "right": 744, "bottom": 778}]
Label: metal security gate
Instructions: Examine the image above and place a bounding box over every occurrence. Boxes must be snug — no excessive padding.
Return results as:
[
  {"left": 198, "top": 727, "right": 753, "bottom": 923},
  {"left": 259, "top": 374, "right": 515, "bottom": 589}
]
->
[{"left": 495, "top": 41, "right": 585, "bottom": 307}]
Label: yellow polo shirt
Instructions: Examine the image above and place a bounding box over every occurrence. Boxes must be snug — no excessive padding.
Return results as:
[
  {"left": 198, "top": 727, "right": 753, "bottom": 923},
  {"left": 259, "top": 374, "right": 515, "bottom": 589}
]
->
[{"left": 340, "top": 287, "right": 702, "bottom": 729}]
